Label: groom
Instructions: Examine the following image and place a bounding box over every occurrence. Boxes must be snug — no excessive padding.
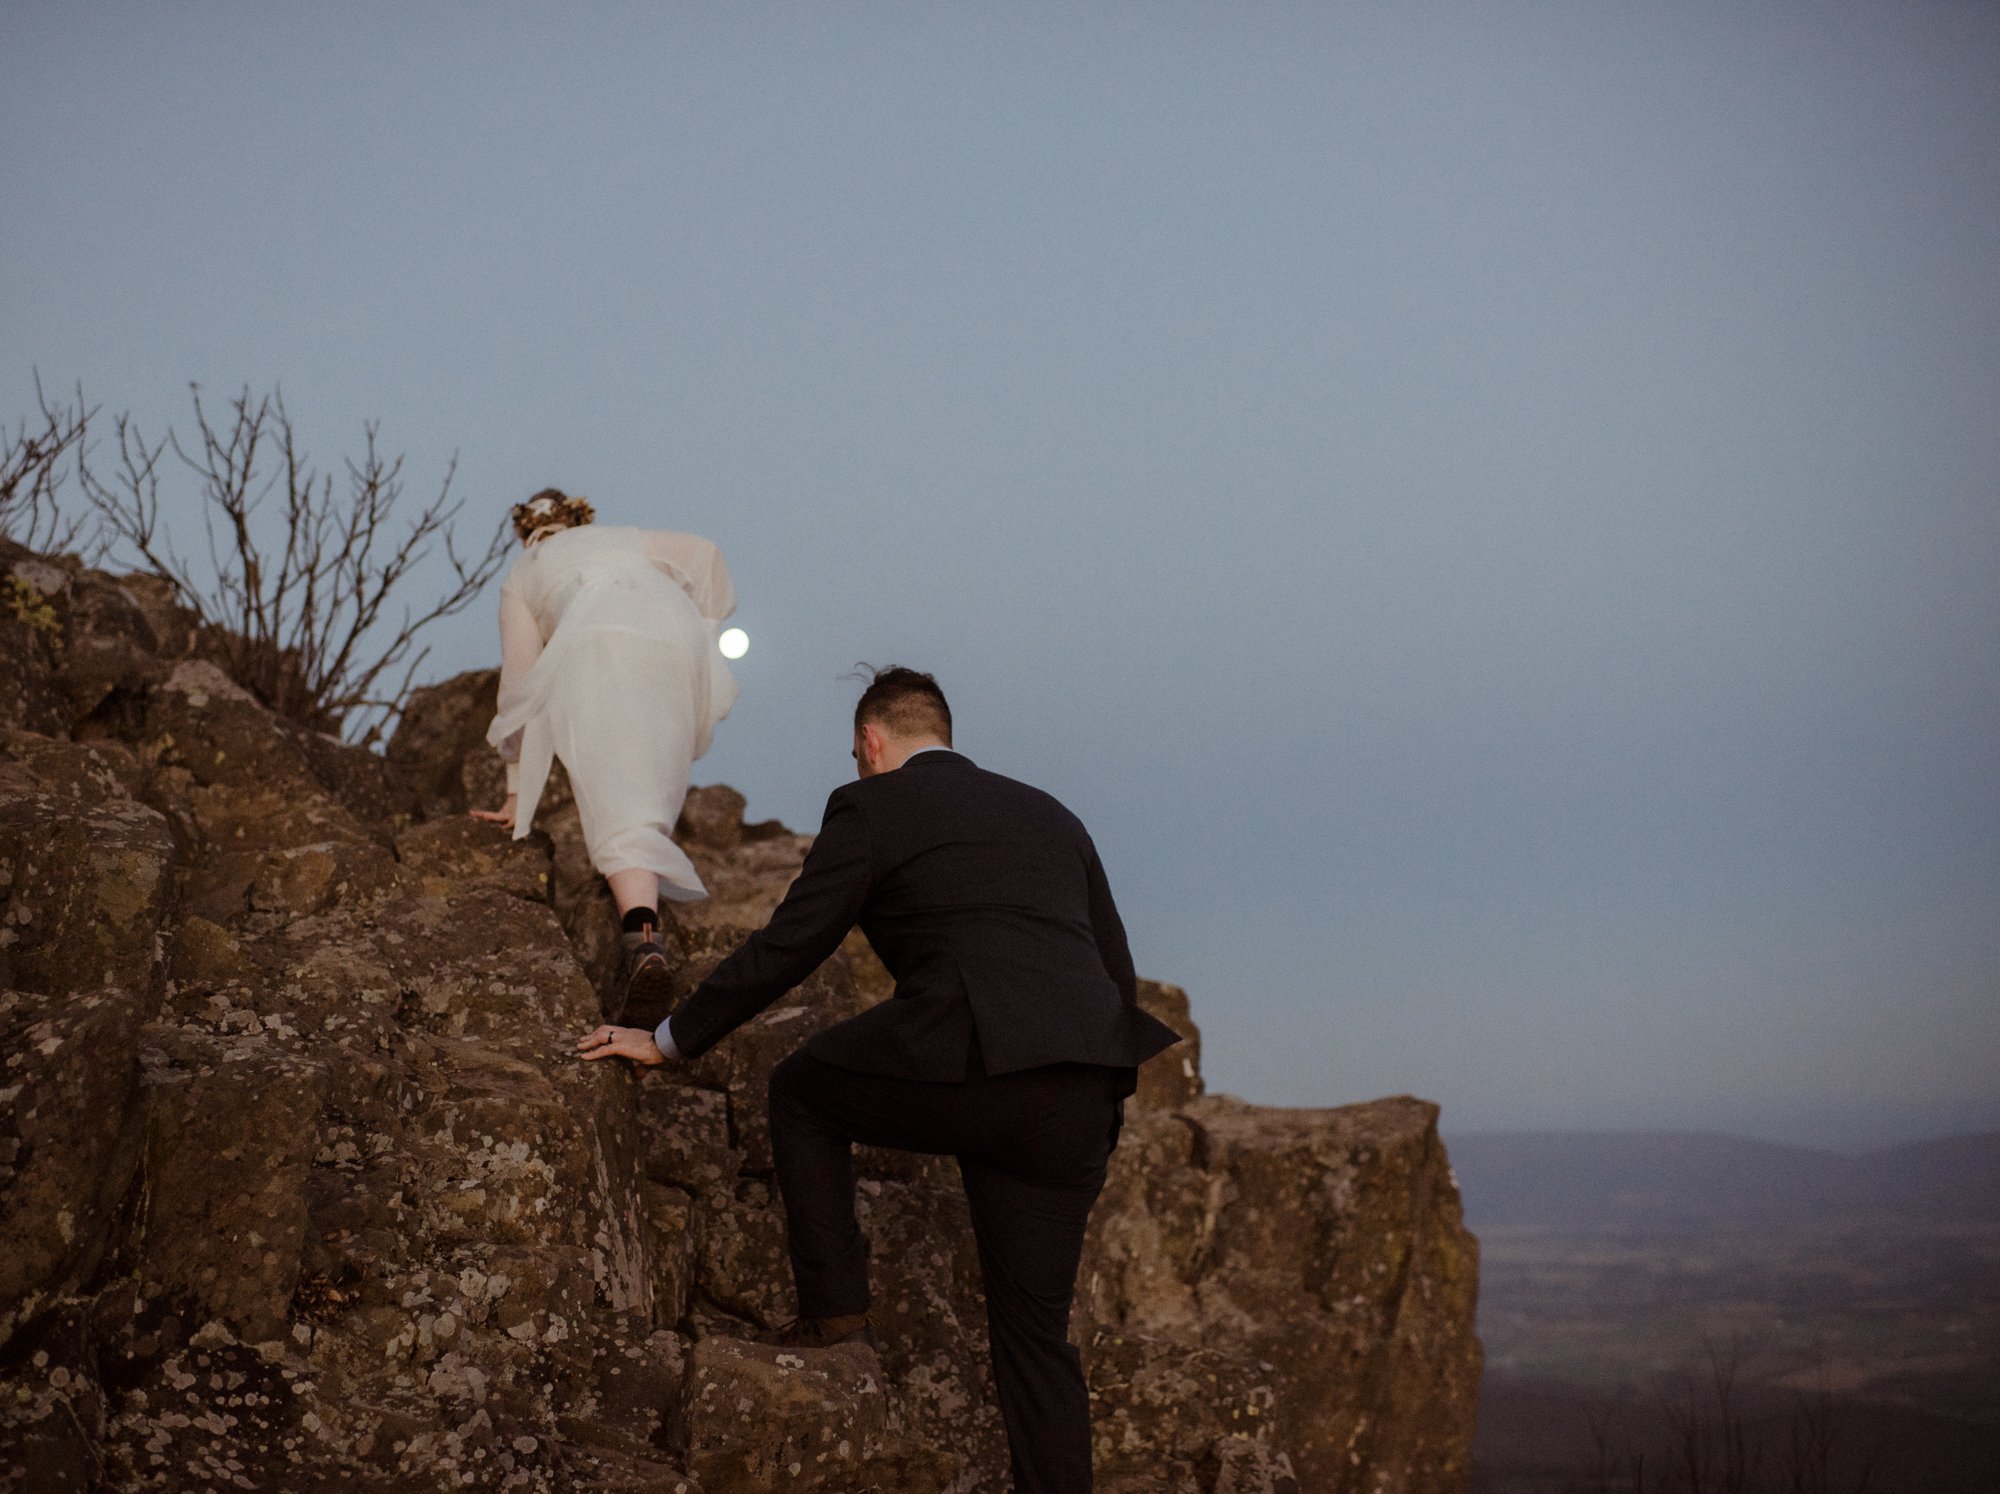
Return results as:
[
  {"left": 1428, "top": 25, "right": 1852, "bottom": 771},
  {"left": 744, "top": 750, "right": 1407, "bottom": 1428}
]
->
[{"left": 578, "top": 666, "right": 1178, "bottom": 1492}]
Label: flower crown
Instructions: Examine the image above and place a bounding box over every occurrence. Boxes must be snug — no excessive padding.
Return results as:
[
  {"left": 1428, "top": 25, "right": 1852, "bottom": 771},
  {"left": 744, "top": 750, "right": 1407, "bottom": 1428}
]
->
[{"left": 511, "top": 489, "right": 596, "bottom": 543}]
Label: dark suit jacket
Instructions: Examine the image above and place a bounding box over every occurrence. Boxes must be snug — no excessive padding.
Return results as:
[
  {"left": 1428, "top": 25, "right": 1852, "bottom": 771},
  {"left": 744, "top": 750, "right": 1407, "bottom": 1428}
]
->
[{"left": 666, "top": 750, "right": 1180, "bottom": 1084}]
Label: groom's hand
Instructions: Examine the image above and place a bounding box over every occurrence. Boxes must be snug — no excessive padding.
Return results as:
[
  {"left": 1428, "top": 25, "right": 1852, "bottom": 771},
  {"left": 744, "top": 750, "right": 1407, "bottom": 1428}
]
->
[{"left": 577, "top": 1024, "right": 666, "bottom": 1065}]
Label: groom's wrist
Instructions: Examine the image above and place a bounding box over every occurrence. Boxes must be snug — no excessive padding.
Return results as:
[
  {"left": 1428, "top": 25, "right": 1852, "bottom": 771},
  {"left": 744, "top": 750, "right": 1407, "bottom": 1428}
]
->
[{"left": 653, "top": 1015, "right": 681, "bottom": 1061}]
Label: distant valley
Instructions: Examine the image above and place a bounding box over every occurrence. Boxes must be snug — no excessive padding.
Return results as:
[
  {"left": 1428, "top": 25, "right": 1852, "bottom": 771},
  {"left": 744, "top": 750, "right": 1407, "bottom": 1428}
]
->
[{"left": 1445, "top": 1129, "right": 2000, "bottom": 1493}]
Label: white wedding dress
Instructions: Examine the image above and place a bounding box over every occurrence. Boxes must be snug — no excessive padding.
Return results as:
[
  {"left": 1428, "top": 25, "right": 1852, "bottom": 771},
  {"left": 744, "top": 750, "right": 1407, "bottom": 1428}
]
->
[{"left": 486, "top": 524, "right": 739, "bottom": 902}]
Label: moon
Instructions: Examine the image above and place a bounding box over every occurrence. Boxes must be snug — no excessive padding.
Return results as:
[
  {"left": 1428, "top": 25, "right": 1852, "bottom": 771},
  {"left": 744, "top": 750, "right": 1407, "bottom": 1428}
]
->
[{"left": 718, "top": 627, "right": 749, "bottom": 660}]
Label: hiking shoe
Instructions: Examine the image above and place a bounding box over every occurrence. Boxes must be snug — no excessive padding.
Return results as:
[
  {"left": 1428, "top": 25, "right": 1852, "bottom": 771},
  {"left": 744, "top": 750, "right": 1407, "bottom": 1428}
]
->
[
  {"left": 763, "top": 1313, "right": 881, "bottom": 1352},
  {"left": 618, "top": 931, "right": 675, "bottom": 1027}
]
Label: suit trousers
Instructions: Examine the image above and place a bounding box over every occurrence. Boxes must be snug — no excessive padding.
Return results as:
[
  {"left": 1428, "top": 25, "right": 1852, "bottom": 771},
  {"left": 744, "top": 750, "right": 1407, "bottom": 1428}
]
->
[{"left": 767, "top": 1049, "right": 1127, "bottom": 1494}]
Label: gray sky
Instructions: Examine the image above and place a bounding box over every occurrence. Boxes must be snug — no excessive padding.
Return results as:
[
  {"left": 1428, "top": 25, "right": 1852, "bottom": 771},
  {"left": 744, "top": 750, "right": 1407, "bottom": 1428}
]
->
[{"left": 6, "top": 2, "right": 1996, "bottom": 1148}]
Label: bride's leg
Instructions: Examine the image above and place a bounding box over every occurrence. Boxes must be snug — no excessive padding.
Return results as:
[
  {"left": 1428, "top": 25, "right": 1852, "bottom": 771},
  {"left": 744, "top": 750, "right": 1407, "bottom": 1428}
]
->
[{"left": 606, "top": 867, "right": 658, "bottom": 920}]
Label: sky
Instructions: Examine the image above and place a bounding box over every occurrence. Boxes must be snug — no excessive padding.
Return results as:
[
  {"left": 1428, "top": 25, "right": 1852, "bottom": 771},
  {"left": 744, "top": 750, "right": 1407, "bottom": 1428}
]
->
[{"left": 5, "top": 2, "right": 1996, "bottom": 1149}]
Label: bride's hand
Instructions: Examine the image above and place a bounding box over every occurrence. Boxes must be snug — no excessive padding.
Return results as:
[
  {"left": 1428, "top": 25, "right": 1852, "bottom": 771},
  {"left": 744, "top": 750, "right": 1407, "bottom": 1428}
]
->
[{"left": 470, "top": 795, "right": 518, "bottom": 826}]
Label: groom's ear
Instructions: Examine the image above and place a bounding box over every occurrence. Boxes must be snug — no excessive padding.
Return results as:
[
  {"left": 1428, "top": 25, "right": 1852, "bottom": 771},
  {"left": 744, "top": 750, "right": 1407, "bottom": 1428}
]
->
[{"left": 854, "top": 721, "right": 886, "bottom": 777}]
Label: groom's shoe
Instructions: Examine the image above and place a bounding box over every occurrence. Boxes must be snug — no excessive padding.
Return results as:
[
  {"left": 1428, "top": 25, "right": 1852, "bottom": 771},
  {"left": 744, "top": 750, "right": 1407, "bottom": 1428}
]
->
[
  {"left": 618, "top": 931, "right": 675, "bottom": 1027},
  {"left": 763, "top": 1313, "right": 880, "bottom": 1353}
]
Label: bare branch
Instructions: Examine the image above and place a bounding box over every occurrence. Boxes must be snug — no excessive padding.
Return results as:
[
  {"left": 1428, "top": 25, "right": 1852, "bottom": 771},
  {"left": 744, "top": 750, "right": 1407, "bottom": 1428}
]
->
[
  {"left": 75, "top": 382, "right": 508, "bottom": 742},
  {"left": 0, "top": 374, "right": 99, "bottom": 555}
]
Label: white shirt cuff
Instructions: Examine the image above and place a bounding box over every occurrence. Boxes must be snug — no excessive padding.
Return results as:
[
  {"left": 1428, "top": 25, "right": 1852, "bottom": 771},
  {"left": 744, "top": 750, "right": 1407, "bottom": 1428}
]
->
[{"left": 653, "top": 1016, "right": 680, "bottom": 1061}]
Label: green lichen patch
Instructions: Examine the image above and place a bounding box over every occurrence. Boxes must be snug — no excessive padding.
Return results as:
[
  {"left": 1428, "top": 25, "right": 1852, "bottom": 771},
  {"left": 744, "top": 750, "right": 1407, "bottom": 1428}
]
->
[{"left": 3, "top": 573, "right": 62, "bottom": 647}]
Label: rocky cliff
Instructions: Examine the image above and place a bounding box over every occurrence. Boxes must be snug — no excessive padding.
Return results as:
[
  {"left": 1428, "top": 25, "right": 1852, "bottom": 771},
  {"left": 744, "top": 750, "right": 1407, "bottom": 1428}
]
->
[{"left": 0, "top": 537, "right": 1481, "bottom": 1492}]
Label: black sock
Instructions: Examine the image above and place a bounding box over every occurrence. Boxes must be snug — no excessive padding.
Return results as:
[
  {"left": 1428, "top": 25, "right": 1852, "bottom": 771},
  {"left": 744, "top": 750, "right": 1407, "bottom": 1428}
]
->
[{"left": 621, "top": 907, "right": 659, "bottom": 936}]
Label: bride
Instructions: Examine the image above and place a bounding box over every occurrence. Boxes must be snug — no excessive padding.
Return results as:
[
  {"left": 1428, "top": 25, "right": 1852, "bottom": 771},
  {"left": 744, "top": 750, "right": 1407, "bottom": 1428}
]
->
[{"left": 472, "top": 489, "right": 739, "bottom": 1014}]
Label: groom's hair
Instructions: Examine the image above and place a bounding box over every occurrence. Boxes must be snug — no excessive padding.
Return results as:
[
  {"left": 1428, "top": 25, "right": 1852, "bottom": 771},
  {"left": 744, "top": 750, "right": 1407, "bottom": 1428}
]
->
[{"left": 852, "top": 665, "right": 952, "bottom": 744}]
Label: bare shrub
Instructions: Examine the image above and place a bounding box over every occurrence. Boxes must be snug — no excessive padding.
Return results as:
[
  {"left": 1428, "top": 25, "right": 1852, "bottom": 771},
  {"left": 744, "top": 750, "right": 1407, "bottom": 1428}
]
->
[
  {"left": 1780, "top": 1362, "right": 1877, "bottom": 1494},
  {"left": 0, "top": 376, "right": 96, "bottom": 555},
  {"left": 1659, "top": 1340, "right": 1761, "bottom": 1494},
  {"left": 1567, "top": 1340, "right": 1877, "bottom": 1494},
  {"left": 81, "top": 383, "right": 510, "bottom": 744},
  {"left": 1577, "top": 1406, "right": 1649, "bottom": 1494}
]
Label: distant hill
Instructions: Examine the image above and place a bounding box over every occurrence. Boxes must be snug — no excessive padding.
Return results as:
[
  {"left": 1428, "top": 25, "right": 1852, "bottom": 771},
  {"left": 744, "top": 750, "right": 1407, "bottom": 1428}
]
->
[
  {"left": 1870, "top": 1130, "right": 2000, "bottom": 1218},
  {"left": 1445, "top": 1128, "right": 2000, "bottom": 1233}
]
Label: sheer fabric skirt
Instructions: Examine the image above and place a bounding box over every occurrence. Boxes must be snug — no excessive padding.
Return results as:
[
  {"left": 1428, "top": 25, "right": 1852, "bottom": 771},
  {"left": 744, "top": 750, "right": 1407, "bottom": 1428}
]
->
[{"left": 493, "top": 573, "right": 737, "bottom": 903}]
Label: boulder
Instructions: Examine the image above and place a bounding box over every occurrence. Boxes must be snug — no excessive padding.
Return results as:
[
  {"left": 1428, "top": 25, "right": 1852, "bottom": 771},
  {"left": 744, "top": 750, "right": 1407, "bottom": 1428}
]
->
[
  {"left": 1086, "top": 1334, "right": 1299, "bottom": 1492},
  {"left": 136, "top": 1028, "right": 329, "bottom": 1343},
  {"left": 1079, "top": 1097, "right": 1482, "bottom": 1492},
  {"left": 0, "top": 547, "right": 71, "bottom": 737},
  {"left": 0, "top": 987, "right": 150, "bottom": 1336},
  {"left": 692, "top": 1179, "right": 795, "bottom": 1331},
  {"left": 1, "top": 539, "right": 172, "bottom": 738},
  {"left": 395, "top": 815, "right": 553, "bottom": 905},
  {"left": 386, "top": 668, "right": 503, "bottom": 818},
  {"left": 670, "top": 1335, "right": 953, "bottom": 1492},
  {"left": 0, "top": 788, "right": 176, "bottom": 1001},
  {"left": 639, "top": 1184, "right": 697, "bottom": 1331},
  {"left": 634, "top": 1077, "right": 737, "bottom": 1197},
  {"left": 674, "top": 784, "right": 749, "bottom": 852},
  {"left": 0, "top": 729, "right": 146, "bottom": 802}
]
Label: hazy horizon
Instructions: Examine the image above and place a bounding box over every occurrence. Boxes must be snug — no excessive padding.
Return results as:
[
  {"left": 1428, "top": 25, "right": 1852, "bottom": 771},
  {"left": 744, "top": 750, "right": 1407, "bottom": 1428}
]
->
[
  {"left": 1442, "top": 1121, "right": 2000, "bottom": 1156},
  {"left": 6, "top": 3, "right": 1995, "bottom": 1150}
]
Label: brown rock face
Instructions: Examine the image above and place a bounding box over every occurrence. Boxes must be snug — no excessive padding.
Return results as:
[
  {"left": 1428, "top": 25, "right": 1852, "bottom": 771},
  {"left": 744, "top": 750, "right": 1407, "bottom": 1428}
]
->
[
  {"left": 671, "top": 1337, "right": 953, "bottom": 1492},
  {"left": 0, "top": 536, "right": 1480, "bottom": 1491}
]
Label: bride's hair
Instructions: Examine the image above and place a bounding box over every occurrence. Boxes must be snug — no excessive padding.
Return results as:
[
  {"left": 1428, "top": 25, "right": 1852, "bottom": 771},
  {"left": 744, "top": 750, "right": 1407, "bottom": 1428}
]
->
[{"left": 511, "top": 488, "right": 596, "bottom": 543}]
